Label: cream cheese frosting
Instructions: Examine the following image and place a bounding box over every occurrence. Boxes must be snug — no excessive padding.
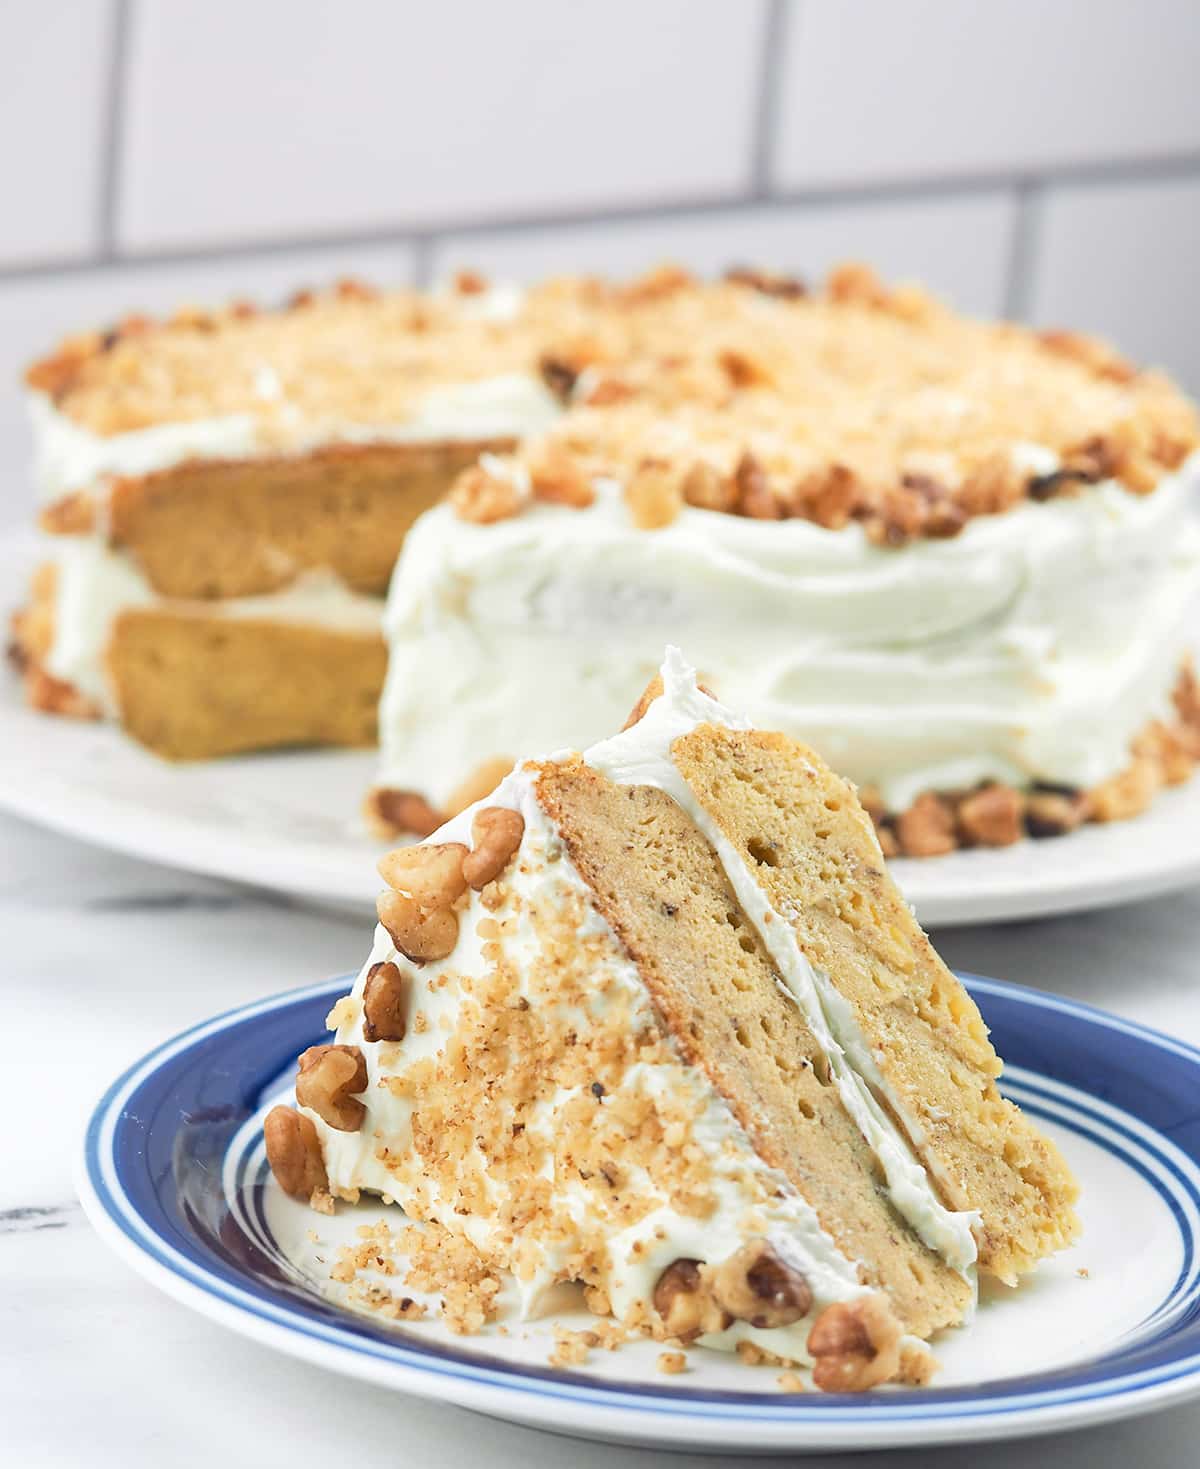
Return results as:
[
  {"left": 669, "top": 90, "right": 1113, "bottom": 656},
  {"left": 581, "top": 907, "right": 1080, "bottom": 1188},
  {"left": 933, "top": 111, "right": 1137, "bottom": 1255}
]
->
[
  {"left": 378, "top": 454, "right": 1200, "bottom": 812},
  {"left": 310, "top": 653, "right": 977, "bottom": 1363},
  {"left": 42, "top": 538, "right": 383, "bottom": 713}
]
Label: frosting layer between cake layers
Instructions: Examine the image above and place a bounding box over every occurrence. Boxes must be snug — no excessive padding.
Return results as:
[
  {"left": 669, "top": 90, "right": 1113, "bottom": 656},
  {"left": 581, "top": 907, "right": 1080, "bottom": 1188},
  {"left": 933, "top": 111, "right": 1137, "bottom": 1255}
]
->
[
  {"left": 378, "top": 453, "right": 1200, "bottom": 811},
  {"left": 40, "top": 538, "right": 384, "bottom": 714},
  {"left": 310, "top": 654, "right": 978, "bottom": 1363}
]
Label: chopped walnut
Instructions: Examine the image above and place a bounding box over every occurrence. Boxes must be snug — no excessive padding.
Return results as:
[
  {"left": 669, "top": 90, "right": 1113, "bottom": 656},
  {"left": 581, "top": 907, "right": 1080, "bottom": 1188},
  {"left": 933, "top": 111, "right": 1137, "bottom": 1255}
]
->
[
  {"left": 1089, "top": 756, "right": 1161, "bottom": 823},
  {"left": 538, "top": 353, "right": 578, "bottom": 403},
  {"left": 463, "top": 807, "right": 525, "bottom": 889},
  {"left": 452, "top": 268, "right": 489, "bottom": 296},
  {"left": 710, "top": 1241, "right": 813, "bottom": 1328},
  {"left": 958, "top": 450, "right": 1025, "bottom": 517},
  {"left": 363, "top": 788, "right": 444, "bottom": 841},
  {"left": 451, "top": 461, "right": 530, "bottom": 524},
  {"left": 530, "top": 445, "right": 595, "bottom": 508},
  {"left": 39, "top": 492, "right": 96, "bottom": 535},
  {"left": 724, "top": 265, "right": 807, "bottom": 300},
  {"left": 379, "top": 842, "right": 468, "bottom": 908},
  {"left": 623, "top": 675, "right": 665, "bottom": 730},
  {"left": 826, "top": 261, "right": 890, "bottom": 308},
  {"left": 362, "top": 960, "right": 410, "bottom": 1043},
  {"left": 956, "top": 784, "right": 1024, "bottom": 847},
  {"left": 735, "top": 451, "right": 780, "bottom": 519},
  {"left": 681, "top": 460, "right": 737, "bottom": 513},
  {"left": 807, "top": 1296, "right": 902, "bottom": 1393},
  {"left": 625, "top": 460, "right": 683, "bottom": 530},
  {"left": 656, "top": 1351, "right": 688, "bottom": 1375},
  {"left": 652, "top": 1259, "right": 731, "bottom": 1342},
  {"left": 376, "top": 889, "right": 461, "bottom": 963},
  {"left": 1025, "top": 788, "right": 1088, "bottom": 839},
  {"left": 895, "top": 792, "right": 957, "bottom": 858},
  {"left": 295, "top": 1045, "right": 368, "bottom": 1132},
  {"left": 264, "top": 1105, "right": 328, "bottom": 1200}
]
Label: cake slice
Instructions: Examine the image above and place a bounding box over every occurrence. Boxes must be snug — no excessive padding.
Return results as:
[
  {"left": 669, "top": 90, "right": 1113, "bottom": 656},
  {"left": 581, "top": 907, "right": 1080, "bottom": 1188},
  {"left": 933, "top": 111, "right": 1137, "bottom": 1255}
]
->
[{"left": 266, "top": 649, "right": 1079, "bottom": 1389}]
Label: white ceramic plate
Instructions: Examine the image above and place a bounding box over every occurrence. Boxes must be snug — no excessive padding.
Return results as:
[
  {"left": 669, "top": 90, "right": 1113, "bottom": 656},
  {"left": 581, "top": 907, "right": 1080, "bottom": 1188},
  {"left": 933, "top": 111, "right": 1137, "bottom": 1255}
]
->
[
  {"left": 5, "top": 533, "right": 1200, "bottom": 926},
  {"left": 78, "top": 973, "right": 1200, "bottom": 1454}
]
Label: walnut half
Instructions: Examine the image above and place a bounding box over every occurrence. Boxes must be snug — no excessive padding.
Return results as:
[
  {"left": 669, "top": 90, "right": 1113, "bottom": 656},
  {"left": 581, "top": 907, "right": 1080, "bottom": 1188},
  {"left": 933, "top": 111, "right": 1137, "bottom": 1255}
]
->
[
  {"left": 264, "top": 1105, "right": 328, "bottom": 1200},
  {"left": 652, "top": 1259, "right": 731, "bottom": 1342},
  {"left": 710, "top": 1240, "right": 813, "bottom": 1329},
  {"left": 295, "top": 1044, "right": 368, "bottom": 1132},
  {"left": 807, "top": 1296, "right": 902, "bottom": 1392}
]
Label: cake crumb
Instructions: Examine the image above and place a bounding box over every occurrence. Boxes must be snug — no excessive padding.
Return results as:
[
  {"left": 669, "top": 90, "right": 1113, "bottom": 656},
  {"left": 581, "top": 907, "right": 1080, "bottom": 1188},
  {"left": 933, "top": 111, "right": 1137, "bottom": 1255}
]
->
[
  {"left": 657, "top": 1351, "right": 687, "bottom": 1375},
  {"left": 549, "top": 1327, "right": 597, "bottom": 1367},
  {"left": 777, "top": 1371, "right": 806, "bottom": 1393},
  {"left": 1077, "top": 1266, "right": 1090, "bottom": 1279}
]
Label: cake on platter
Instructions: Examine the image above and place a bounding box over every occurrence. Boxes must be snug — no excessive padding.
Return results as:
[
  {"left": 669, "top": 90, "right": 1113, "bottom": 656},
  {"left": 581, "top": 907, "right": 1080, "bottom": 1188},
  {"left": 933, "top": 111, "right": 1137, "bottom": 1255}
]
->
[
  {"left": 369, "top": 263, "right": 1200, "bottom": 857},
  {"left": 9, "top": 274, "right": 571, "bottom": 758},
  {"left": 266, "top": 651, "right": 1079, "bottom": 1389}
]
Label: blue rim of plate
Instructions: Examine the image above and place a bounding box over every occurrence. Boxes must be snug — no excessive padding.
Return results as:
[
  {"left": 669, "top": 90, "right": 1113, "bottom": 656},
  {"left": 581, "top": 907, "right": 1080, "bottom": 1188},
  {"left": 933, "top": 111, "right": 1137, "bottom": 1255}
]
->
[{"left": 78, "top": 972, "right": 1200, "bottom": 1452}]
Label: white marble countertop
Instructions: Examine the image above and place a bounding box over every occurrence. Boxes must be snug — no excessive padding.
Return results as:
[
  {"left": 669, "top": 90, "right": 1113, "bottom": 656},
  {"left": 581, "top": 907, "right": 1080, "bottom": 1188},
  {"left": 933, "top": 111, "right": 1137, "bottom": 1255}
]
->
[{"left": 4, "top": 808, "right": 1200, "bottom": 1468}]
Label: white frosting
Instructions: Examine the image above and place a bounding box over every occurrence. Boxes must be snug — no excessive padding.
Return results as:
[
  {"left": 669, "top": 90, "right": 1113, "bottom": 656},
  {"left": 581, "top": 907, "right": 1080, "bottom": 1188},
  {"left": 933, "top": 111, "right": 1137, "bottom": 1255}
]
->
[
  {"left": 42, "top": 538, "right": 383, "bottom": 713},
  {"left": 314, "top": 653, "right": 977, "bottom": 1362},
  {"left": 30, "top": 372, "right": 561, "bottom": 503},
  {"left": 378, "top": 455, "right": 1200, "bottom": 810}
]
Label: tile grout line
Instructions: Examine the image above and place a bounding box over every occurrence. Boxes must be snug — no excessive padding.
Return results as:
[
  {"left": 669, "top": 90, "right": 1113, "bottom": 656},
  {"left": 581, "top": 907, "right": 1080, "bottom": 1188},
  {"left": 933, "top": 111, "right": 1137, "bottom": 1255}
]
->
[
  {"left": 96, "top": 0, "right": 133, "bottom": 259},
  {"left": 3, "top": 149, "right": 1199, "bottom": 289},
  {"left": 1003, "top": 180, "right": 1045, "bottom": 322},
  {"left": 748, "top": 0, "right": 790, "bottom": 198}
]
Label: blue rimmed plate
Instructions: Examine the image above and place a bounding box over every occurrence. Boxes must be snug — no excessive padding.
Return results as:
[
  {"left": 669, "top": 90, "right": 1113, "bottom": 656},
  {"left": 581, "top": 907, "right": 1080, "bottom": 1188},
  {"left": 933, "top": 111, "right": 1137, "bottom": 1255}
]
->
[{"left": 78, "top": 973, "right": 1200, "bottom": 1454}]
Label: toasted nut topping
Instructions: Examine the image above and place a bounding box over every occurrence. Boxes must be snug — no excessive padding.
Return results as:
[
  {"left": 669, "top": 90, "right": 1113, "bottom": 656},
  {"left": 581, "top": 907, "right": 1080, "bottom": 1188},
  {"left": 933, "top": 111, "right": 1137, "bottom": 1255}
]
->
[
  {"left": 38, "top": 492, "right": 96, "bottom": 536},
  {"left": 364, "top": 788, "right": 445, "bottom": 840},
  {"left": 1025, "top": 789, "right": 1088, "bottom": 839},
  {"left": 625, "top": 460, "right": 683, "bottom": 530},
  {"left": 377, "top": 890, "right": 460, "bottom": 963},
  {"left": 1137, "top": 719, "right": 1197, "bottom": 785},
  {"left": 451, "top": 462, "right": 529, "bottom": 524},
  {"left": 530, "top": 446, "right": 595, "bottom": 508},
  {"left": 681, "top": 460, "right": 737, "bottom": 513},
  {"left": 295, "top": 1045, "right": 368, "bottom": 1132},
  {"left": 896, "top": 792, "right": 958, "bottom": 858},
  {"left": 539, "top": 353, "right": 578, "bottom": 403},
  {"left": 445, "top": 756, "right": 515, "bottom": 818},
  {"left": 826, "top": 261, "right": 889, "bottom": 307},
  {"left": 789, "top": 463, "right": 861, "bottom": 529},
  {"left": 710, "top": 1240, "right": 813, "bottom": 1328},
  {"left": 464, "top": 807, "right": 525, "bottom": 889},
  {"left": 958, "top": 450, "right": 1025, "bottom": 517},
  {"left": 264, "top": 1105, "right": 328, "bottom": 1199},
  {"left": 724, "top": 265, "right": 807, "bottom": 300},
  {"left": 807, "top": 1296, "right": 902, "bottom": 1393},
  {"left": 453, "top": 268, "right": 489, "bottom": 296},
  {"left": 1089, "top": 756, "right": 1161, "bottom": 822},
  {"left": 652, "top": 1259, "right": 731, "bottom": 1342},
  {"left": 956, "top": 784, "right": 1024, "bottom": 847},
  {"left": 379, "top": 842, "right": 468, "bottom": 907},
  {"left": 623, "top": 674, "right": 665, "bottom": 730},
  {"left": 362, "top": 960, "right": 409, "bottom": 1043},
  {"left": 735, "top": 451, "right": 780, "bottom": 519}
]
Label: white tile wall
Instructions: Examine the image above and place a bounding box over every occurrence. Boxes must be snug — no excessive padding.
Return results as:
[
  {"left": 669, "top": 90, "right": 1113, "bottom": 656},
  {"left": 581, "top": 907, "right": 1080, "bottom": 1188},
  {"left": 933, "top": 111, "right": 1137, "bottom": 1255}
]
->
[
  {"left": 1031, "top": 175, "right": 1200, "bottom": 392},
  {"left": 0, "top": 242, "right": 416, "bottom": 530},
  {"left": 0, "top": 2, "right": 115, "bottom": 266},
  {"left": 432, "top": 192, "right": 1017, "bottom": 317},
  {"left": 772, "top": 0, "right": 1200, "bottom": 190},
  {"left": 117, "top": 0, "right": 767, "bottom": 251},
  {"left": 1, "top": 0, "right": 1198, "bottom": 526}
]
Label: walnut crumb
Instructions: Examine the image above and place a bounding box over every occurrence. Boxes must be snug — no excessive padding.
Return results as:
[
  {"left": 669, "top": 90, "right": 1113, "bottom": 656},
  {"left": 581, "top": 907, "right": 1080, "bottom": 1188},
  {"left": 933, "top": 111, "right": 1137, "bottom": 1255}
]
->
[
  {"left": 777, "top": 1371, "right": 806, "bottom": 1393},
  {"left": 657, "top": 1351, "right": 687, "bottom": 1375}
]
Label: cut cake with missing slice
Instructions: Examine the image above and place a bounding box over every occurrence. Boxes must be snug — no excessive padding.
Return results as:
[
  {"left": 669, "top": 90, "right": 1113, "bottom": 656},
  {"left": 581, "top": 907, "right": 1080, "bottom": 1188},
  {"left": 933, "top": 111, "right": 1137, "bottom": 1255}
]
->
[{"left": 266, "top": 649, "right": 1079, "bottom": 1389}]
